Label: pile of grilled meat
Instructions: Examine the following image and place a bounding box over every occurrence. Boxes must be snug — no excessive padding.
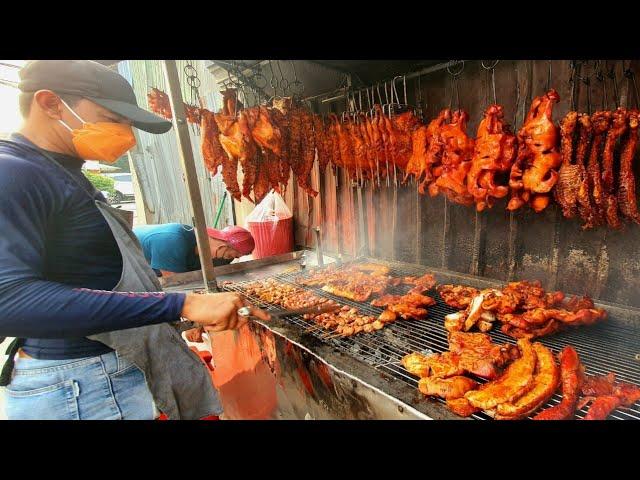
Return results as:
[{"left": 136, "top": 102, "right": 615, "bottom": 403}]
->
[
  {"left": 402, "top": 334, "right": 640, "bottom": 420},
  {"left": 555, "top": 108, "right": 640, "bottom": 230},
  {"left": 437, "top": 280, "right": 607, "bottom": 339}
]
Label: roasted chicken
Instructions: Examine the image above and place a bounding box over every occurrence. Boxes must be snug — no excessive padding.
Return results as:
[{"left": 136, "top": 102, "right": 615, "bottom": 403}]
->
[
  {"left": 508, "top": 90, "right": 561, "bottom": 212},
  {"left": 467, "top": 105, "right": 517, "bottom": 211},
  {"left": 618, "top": 110, "right": 640, "bottom": 224}
]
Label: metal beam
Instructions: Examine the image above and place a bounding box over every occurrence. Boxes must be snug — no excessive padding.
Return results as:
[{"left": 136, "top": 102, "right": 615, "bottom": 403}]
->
[{"left": 161, "top": 60, "right": 218, "bottom": 292}]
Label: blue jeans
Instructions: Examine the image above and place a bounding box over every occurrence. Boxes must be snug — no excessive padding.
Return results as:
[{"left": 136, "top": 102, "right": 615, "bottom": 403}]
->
[{"left": 4, "top": 351, "right": 155, "bottom": 420}]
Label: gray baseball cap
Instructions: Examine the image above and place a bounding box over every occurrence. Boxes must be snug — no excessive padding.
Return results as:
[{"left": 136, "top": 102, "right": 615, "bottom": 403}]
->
[{"left": 18, "top": 60, "right": 172, "bottom": 134}]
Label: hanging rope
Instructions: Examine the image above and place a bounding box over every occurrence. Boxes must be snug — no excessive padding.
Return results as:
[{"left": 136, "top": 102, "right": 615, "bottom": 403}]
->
[
  {"left": 447, "top": 61, "right": 464, "bottom": 109},
  {"left": 596, "top": 62, "right": 607, "bottom": 110},
  {"left": 608, "top": 62, "right": 620, "bottom": 109},
  {"left": 624, "top": 63, "right": 640, "bottom": 109},
  {"left": 481, "top": 60, "right": 499, "bottom": 104}
]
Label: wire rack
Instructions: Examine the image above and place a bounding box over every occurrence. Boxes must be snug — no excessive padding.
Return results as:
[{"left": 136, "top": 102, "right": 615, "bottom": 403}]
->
[{"left": 222, "top": 258, "right": 640, "bottom": 420}]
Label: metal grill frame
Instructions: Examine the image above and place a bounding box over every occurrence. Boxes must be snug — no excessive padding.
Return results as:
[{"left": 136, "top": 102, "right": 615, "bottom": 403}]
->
[{"left": 223, "top": 257, "right": 640, "bottom": 420}]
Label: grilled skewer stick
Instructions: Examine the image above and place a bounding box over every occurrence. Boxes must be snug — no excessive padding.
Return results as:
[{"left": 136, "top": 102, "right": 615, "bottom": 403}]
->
[
  {"left": 601, "top": 108, "right": 628, "bottom": 229},
  {"left": 617, "top": 111, "right": 640, "bottom": 223}
]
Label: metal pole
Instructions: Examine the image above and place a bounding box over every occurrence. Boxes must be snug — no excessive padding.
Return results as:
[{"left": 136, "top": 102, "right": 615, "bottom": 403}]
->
[{"left": 161, "top": 60, "right": 218, "bottom": 292}]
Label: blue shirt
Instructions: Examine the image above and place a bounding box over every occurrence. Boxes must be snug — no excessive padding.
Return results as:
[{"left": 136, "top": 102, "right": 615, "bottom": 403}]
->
[
  {"left": 134, "top": 223, "right": 200, "bottom": 274},
  {"left": 0, "top": 134, "right": 186, "bottom": 359}
]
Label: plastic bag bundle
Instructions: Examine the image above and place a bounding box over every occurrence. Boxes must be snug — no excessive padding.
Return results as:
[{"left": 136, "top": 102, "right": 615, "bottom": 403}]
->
[{"left": 246, "top": 190, "right": 294, "bottom": 259}]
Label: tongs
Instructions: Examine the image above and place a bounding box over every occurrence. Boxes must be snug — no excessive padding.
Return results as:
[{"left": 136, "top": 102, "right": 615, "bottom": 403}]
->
[{"left": 237, "top": 303, "right": 340, "bottom": 320}]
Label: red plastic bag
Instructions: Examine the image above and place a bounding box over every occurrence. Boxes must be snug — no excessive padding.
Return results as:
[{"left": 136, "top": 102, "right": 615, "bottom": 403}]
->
[{"left": 245, "top": 191, "right": 294, "bottom": 259}]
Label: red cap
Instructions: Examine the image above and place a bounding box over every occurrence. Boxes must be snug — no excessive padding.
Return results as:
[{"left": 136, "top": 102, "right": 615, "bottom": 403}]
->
[{"left": 206, "top": 226, "right": 255, "bottom": 256}]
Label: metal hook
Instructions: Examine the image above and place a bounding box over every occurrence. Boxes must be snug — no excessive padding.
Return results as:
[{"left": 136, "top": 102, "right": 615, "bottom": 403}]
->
[
  {"left": 446, "top": 60, "right": 465, "bottom": 77},
  {"left": 481, "top": 60, "right": 499, "bottom": 70}
]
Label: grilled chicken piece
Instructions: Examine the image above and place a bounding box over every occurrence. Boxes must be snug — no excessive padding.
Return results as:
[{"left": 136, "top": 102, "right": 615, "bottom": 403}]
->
[
  {"left": 431, "top": 110, "right": 476, "bottom": 206},
  {"left": 508, "top": 90, "right": 561, "bottom": 212},
  {"left": 583, "top": 111, "right": 612, "bottom": 229},
  {"left": 404, "top": 122, "right": 430, "bottom": 183},
  {"left": 200, "top": 109, "right": 228, "bottom": 176},
  {"left": 419, "top": 376, "right": 479, "bottom": 400},
  {"left": 601, "top": 108, "right": 628, "bottom": 229},
  {"left": 579, "top": 373, "right": 640, "bottom": 420},
  {"left": 247, "top": 106, "right": 282, "bottom": 156},
  {"left": 575, "top": 114, "right": 596, "bottom": 225},
  {"left": 467, "top": 105, "right": 517, "bottom": 211},
  {"left": 406, "top": 273, "right": 437, "bottom": 294},
  {"left": 147, "top": 87, "right": 172, "bottom": 119},
  {"left": 533, "top": 346, "right": 584, "bottom": 420},
  {"left": 437, "top": 285, "right": 480, "bottom": 310},
  {"left": 401, "top": 352, "right": 433, "bottom": 378},
  {"left": 495, "top": 343, "right": 560, "bottom": 419},
  {"left": 446, "top": 398, "right": 481, "bottom": 417},
  {"left": 555, "top": 111, "right": 580, "bottom": 218},
  {"left": 465, "top": 339, "right": 537, "bottom": 410},
  {"left": 618, "top": 111, "right": 640, "bottom": 224}
]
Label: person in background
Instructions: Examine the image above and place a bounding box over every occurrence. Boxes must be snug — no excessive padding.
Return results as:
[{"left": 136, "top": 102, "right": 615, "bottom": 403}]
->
[
  {"left": 133, "top": 223, "right": 255, "bottom": 277},
  {"left": 133, "top": 223, "right": 255, "bottom": 342}
]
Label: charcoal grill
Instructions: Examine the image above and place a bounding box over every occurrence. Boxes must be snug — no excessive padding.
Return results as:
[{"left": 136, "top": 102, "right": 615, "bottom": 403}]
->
[{"left": 223, "top": 256, "right": 640, "bottom": 420}]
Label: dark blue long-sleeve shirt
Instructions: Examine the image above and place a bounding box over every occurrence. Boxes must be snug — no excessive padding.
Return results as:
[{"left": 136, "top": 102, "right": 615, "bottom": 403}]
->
[{"left": 0, "top": 134, "right": 187, "bottom": 359}]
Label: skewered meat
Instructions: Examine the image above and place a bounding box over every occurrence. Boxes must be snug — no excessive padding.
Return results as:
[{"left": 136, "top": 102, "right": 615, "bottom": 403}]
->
[
  {"left": 467, "top": 105, "right": 517, "bottom": 211},
  {"left": 494, "top": 343, "right": 560, "bottom": 419},
  {"left": 464, "top": 338, "right": 537, "bottom": 410},
  {"left": 584, "top": 111, "right": 611, "bottom": 228},
  {"left": 298, "top": 109, "right": 318, "bottom": 197},
  {"left": 575, "top": 114, "right": 596, "bottom": 225},
  {"left": 419, "top": 376, "right": 478, "bottom": 400},
  {"left": 313, "top": 114, "right": 330, "bottom": 173},
  {"left": 253, "top": 150, "right": 270, "bottom": 204},
  {"left": 437, "top": 284, "right": 480, "bottom": 310},
  {"left": 533, "top": 346, "right": 584, "bottom": 420},
  {"left": 555, "top": 111, "right": 580, "bottom": 218},
  {"left": 431, "top": 110, "right": 476, "bottom": 206},
  {"left": 617, "top": 110, "right": 640, "bottom": 223},
  {"left": 601, "top": 108, "right": 628, "bottom": 229},
  {"left": 508, "top": 90, "right": 561, "bottom": 212},
  {"left": 200, "top": 109, "right": 228, "bottom": 176}
]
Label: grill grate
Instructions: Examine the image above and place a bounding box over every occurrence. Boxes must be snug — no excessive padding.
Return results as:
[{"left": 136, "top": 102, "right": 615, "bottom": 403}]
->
[{"left": 223, "top": 258, "right": 640, "bottom": 420}]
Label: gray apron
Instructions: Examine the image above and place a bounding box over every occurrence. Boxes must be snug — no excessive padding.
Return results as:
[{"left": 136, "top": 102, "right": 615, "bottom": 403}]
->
[
  {"left": 2, "top": 139, "right": 222, "bottom": 419},
  {"left": 89, "top": 200, "right": 222, "bottom": 420}
]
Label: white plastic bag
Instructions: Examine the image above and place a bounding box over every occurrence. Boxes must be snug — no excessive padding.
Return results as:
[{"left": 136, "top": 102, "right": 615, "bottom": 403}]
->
[
  {"left": 245, "top": 190, "right": 294, "bottom": 259},
  {"left": 245, "top": 190, "right": 292, "bottom": 223}
]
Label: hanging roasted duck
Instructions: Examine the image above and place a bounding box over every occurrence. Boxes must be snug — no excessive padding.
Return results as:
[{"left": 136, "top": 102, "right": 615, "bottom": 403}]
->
[
  {"left": 466, "top": 105, "right": 517, "bottom": 211},
  {"left": 429, "top": 110, "right": 476, "bottom": 206},
  {"left": 601, "top": 108, "right": 628, "bottom": 229},
  {"left": 507, "top": 89, "right": 562, "bottom": 213}
]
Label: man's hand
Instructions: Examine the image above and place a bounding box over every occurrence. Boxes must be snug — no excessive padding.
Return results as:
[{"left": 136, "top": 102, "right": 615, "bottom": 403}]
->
[
  {"left": 184, "top": 327, "right": 204, "bottom": 343},
  {"left": 181, "top": 291, "right": 270, "bottom": 332}
]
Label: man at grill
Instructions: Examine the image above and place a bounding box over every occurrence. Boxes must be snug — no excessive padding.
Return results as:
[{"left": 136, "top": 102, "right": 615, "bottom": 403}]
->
[{"left": 0, "top": 60, "right": 269, "bottom": 420}]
